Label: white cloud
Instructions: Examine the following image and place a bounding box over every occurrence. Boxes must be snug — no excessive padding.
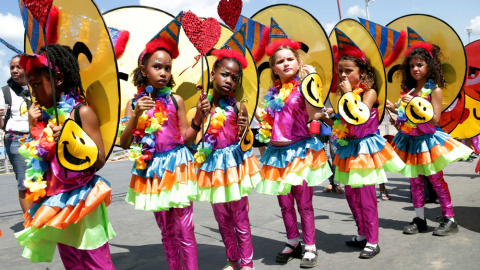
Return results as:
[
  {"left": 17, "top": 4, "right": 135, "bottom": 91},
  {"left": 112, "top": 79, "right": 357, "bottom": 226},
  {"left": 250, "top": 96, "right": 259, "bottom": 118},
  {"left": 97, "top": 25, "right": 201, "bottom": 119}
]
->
[
  {"left": 467, "top": 15, "right": 480, "bottom": 34},
  {"left": 346, "top": 5, "right": 366, "bottom": 17},
  {"left": 0, "top": 49, "right": 11, "bottom": 87},
  {"left": 139, "top": 0, "right": 221, "bottom": 19},
  {"left": 0, "top": 13, "right": 24, "bottom": 47},
  {"left": 322, "top": 21, "right": 337, "bottom": 35}
]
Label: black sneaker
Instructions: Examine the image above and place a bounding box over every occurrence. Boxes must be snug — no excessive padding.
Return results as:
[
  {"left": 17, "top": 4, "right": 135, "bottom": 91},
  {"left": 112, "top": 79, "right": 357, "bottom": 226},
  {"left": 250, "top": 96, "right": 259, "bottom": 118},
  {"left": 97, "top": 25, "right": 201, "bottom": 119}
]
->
[
  {"left": 276, "top": 243, "right": 303, "bottom": 263},
  {"left": 403, "top": 217, "right": 428, "bottom": 234},
  {"left": 345, "top": 237, "right": 367, "bottom": 248},
  {"left": 359, "top": 244, "right": 380, "bottom": 259},
  {"left": 433, "top": 216, "right": 459, "bottom": 236}
]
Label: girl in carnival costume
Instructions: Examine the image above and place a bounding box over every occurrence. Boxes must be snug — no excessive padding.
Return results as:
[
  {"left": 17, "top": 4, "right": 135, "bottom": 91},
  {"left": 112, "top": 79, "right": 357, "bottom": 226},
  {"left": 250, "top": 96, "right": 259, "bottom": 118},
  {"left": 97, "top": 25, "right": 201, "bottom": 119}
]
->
[
  {"left": 330, "top": 28, "right": 405, "bottom": 259},
  {"left": 194, "top": 24, "right": 261, "bottom": 270},
  {"left": 389, "top": 28, "right": 472, "bottom": 236},
  {"left": 16, "top": 44, "right": 115, "bottom": 268},
  {"left": 255, "top": 18, "right": 332, "bottom": 268},
  {"left": 119, "top": 13, "right": 210, "bottom": 270}
]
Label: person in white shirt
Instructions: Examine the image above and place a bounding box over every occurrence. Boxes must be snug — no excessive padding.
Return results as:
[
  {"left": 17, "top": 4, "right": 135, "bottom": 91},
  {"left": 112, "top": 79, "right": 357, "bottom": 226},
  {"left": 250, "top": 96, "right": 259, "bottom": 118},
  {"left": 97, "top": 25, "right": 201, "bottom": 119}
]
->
[{"left": 0, "top": 55, "right": 32, "bottom": 213}]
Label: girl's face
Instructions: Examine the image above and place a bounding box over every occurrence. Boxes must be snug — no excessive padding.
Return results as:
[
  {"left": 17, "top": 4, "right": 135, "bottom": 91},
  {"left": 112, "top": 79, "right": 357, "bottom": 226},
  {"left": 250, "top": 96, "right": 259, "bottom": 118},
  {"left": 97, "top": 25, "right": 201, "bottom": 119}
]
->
[
  {"left": 272, "top": 49, "right": 299, "bottom": 83},
  {"left": 142, "top": 50, "right": 172, "bottom": 90},
  {"left": 10, "top": 57, "right": 27, "bottom": 85},
  {"left": 28, "top": 69, "right": 63, "bottom": 108},
  {"left": 338, "top": 59, "right": 361, "bottom": 87},
  {"left": 212, "top": 59, "right": 240, "bottom": 96},
  {"left": 409, "top": 58, "right": 428, "bottom": 82}
]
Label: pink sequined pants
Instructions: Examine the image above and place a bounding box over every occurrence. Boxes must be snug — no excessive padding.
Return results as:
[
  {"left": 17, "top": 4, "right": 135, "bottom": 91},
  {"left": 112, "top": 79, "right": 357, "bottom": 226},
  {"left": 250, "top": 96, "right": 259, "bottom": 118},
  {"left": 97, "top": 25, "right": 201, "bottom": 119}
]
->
[
  {"left": 410, "top": 171, "right": 454, "bottom": 217},
  {"left": 154, "top": 203, "right": 198, "bottom": 270},
  {"left": 58, "top": 242, "right": 115, "bottom": 270},
  {"left": 212, "top": 196, "right": 254, "bottom": 268},
  {"left": 345, "top": 185, "right": 379, "bottom": 244},
  {"left": 277, "top": 180, "right": 315, "bottom": 245}
]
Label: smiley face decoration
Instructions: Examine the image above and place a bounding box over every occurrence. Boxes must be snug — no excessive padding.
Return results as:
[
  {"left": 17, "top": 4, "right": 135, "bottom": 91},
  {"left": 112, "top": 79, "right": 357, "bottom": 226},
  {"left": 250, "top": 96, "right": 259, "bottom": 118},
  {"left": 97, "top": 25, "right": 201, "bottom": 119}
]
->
[
  {"left": 405, "top": 96, "right": 434, "bottom": 124},
  {"left": 299, "top": 73, "right": 324, "bottom": 108},
  {"left": 338, "top": 92, "right": 371, "bottom": 125},
  {"left": 57, "top": 119, "right": 99, "bottom": 171}
]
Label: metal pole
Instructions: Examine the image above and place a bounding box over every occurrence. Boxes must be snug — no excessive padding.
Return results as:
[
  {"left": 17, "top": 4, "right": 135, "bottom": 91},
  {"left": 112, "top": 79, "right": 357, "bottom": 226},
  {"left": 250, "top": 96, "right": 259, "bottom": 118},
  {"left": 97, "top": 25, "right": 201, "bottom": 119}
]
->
[
  {"left": 365, "top": 0, "right": 370, "bottom": 20},
  {"left": 466, "top": 28, "right": 472, "bottom": 44}
]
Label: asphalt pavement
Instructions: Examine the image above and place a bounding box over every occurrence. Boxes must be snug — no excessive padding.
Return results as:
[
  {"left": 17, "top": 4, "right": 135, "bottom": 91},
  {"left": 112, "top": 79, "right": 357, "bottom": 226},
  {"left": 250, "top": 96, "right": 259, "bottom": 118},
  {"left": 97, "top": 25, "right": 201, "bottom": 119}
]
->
[{"left": 0, "top": 148, "right": 479, "bottom": 270}]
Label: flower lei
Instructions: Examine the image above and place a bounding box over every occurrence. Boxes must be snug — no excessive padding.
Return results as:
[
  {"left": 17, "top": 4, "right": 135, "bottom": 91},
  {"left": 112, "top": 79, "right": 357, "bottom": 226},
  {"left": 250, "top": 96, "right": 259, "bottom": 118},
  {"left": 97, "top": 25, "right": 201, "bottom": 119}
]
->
[
  {"left": 18, "top": 93, "right": 83, "bottom": 202},
  {"left": 396, "top": 79, "right": 436, "bottom": 134},
  {"left": 331, "top": 85, "right": 367, "bottom": 147},
  {"left": 129, "top": 86, "right": 171, "bottom": 170},
  {"left": 194, "top": 92, "right": 236, "bottom": 167},
  {"left": 256, "top": 77, "right": 299, "bottom": 143}
]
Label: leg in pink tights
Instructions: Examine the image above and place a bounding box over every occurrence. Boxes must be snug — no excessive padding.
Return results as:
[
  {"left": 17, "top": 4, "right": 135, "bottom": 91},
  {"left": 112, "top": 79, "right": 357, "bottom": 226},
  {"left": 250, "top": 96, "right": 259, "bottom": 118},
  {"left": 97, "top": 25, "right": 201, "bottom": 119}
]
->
[
  {"left": 212, "top": 196, "right": 254, "bottom": 268},
  {"left": 428, "top": 171, "right": 454, "bottom": 217},
  {"left": 58, "top": 242, "right": 115, "bottom": 270},
  {"left": 344, "top": 185, "right": 379, "bottom": 244},
  {"left": 154, "top": 203, "right": 198, "bottom": 270}
]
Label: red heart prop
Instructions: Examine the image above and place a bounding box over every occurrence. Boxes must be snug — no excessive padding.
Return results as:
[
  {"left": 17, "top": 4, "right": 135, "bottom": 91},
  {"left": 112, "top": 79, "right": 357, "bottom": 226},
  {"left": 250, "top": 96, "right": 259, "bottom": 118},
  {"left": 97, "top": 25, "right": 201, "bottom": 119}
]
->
[
  {"left": 182, "top": 11, "right": 221, "bottom": 55},
  {"left": 218, "top": 0, "right": 243, "bottom": 30},
  {"left": 24, "top": 0, "right": 54, "bottom": 28}
]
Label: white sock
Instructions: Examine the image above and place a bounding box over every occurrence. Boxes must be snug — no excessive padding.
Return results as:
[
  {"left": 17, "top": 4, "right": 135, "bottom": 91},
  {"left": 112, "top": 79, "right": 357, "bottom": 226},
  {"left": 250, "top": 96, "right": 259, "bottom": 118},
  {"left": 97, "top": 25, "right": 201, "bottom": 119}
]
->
[
  {"left": 447, "top": 217, "right": 455, "bottom": 222},
  {"left": 415, "top": 207, "right": 425, "bottom": 220},
  {"left": 365, "top": 242, "right": 377, "bottom": 249},
  {"left": 303, "top": 244, "right": 316, "bottom": 259},
  {"left": 282, "top": 238, "right": 299, "bottom": 253},
  {"left": 355, "top": 234, "right": 366, "bottom": 241}
]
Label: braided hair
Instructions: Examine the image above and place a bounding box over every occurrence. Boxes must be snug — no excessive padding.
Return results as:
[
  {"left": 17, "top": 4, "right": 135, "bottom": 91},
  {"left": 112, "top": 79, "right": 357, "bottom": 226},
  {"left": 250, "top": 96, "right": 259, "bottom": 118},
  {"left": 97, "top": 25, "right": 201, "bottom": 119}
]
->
[{"left": 37, "top": 44, "right": 86, "bottom": 99}]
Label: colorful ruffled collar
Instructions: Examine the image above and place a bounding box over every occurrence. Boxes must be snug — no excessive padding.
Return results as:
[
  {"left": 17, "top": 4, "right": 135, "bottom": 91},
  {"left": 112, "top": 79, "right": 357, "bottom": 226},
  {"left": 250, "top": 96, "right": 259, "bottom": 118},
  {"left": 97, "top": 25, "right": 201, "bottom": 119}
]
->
[
  {"left": 128, "top": 86, "right": 171, "bottom": 169},
  {"left": 18, "top": 93, "right": 82, "bottom": 202},
  {"left": 396, "top": 79, "right": 436, "bottom": 134},
  {"left": 256, "top": 76, "right": 299, "bottom": 144}
]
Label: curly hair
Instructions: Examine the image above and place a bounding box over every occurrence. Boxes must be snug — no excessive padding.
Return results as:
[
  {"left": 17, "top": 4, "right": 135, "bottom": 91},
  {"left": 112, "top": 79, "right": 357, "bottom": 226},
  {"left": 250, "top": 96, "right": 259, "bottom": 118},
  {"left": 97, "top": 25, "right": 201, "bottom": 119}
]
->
[
  {"left": 269, "top": 45, "right": 305, "bottom": 83},
  {"left": 338, "top": 54, "right": 376, "bottom": 92},
  {"left": 37, "top": 44, "right": 86, "bottom": 99},
  {"left": 131, "top": 49, "right": 176, "bottom": 88},
  {"left": 399, "top": 44, "right": 446, "bottom": 90}
]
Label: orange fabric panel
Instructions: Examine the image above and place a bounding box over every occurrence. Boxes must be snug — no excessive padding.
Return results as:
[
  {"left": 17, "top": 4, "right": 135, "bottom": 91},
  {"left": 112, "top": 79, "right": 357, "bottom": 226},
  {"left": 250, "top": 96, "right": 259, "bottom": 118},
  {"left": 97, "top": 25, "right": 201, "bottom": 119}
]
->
[
  {"left": 129, "top": 162, "right": 197, "bottom": 193},
  {"left": 260, "top": 149, "right": 328, "bottom": 182},
  {"left": 391, "top": 139, "right": 456, "bottom": 165},
  {"left": 24, "top": 181, "right": 112, "bottom": 230},
  {"left": 197, "top": 155, "right": 261, "bottom": 188},
  {"left": 334, "top": 145, "right": 395, "bottom": 172}
]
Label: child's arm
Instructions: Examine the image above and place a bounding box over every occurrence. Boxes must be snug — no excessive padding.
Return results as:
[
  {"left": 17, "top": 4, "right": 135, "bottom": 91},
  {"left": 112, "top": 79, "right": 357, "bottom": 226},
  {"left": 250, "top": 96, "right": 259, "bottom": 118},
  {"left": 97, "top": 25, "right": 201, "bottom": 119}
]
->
[
  {"left": 362, "top": 89, "right": 378, "bottom": 110},
  {"left": 119, "top": 96, "right": 155, "bottom": 149},
  {"left": 176, "top": 94, "right": 210, "bottom": 146},
  {"left": 27, "top": 102, "right": 42, "bottom": 134},
  {"left": 386, "top": 99, "right": 398, "bottom": 114},
  {"left": 429, "top": 87, "right": 443, "bottom": 125},
  {"left": 306, "top": 103, "right": 332, "bottom": 125}
]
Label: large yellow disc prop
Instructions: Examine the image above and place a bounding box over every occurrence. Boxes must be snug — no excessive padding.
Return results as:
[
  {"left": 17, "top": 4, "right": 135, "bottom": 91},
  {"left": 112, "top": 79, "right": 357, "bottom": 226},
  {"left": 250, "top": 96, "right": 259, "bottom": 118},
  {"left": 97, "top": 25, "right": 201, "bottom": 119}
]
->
[
  {"left": 57, "top": 119, "right": 98, "bottom": 171},
  {"left": 300, "top": 73, "right": 324, "bottom": 108},
  {"left": 251, "top": 5, "right": 333, "bottom": 108},
  {"left": 329, "top": 19, "right": 387, "bottom": 124},
  {"left": 25, "top": 0, "right": 120, "bottom": 160},
  {"left": 386, "top": 14, "right": 466, "bottom": 112},
  {"left": 338, "top": 92, "right": 370, "bottom": 126},
  {"left": 103, "top": 6, "right": 174, "bottom": 145}
]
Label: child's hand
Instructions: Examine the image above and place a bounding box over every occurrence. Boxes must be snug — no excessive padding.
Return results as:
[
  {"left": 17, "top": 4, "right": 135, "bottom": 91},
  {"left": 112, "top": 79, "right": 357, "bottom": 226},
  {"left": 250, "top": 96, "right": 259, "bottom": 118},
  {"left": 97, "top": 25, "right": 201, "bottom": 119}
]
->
[
  {"left": 324, "top": 108, "right": 334, "bottom": 115},
  {"left": 49, "top": 124, "right": 62, "bottom": 142},
  {"left": 389, "top": 115, "right": 399, "bottom": 130},
  {"left": 401, "top": 94, "right": 413, "bottom": 104},
  {"left": 28, "top": 103, "right": 42, "bottom": 126},
  {"left": 339, "top": 78, "right": 352, "bottom": 93},
  {"left": 197, "top": 92, "right": 210, "bottom": 116},
  {"left": 134, "top": 96, "right": 155, "bottom": 117},
  {"left": 303, "top": 65, "right": 316, "bottom": 74},
  {"left": 237, "top": 114, "right": 248, "bottom": 130}
]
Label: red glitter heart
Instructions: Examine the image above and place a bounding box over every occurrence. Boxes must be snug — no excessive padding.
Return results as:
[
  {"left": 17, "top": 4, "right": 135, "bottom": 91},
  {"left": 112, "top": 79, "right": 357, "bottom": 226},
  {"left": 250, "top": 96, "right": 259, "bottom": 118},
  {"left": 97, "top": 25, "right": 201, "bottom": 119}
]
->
[
  {"left": 182, "top": 11, "right": 221, "bottom": 55},
  {"left": 218, "top": 0, "right": 243, "bottom": 30},
  {"left": 24, "top": 0, "right": 54, "bottom": 28}
]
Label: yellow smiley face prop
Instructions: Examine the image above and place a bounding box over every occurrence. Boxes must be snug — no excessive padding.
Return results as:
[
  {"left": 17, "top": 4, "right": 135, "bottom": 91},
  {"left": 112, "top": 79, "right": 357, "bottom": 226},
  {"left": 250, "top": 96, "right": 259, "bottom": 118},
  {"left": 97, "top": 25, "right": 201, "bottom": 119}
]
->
[
  {"left": 240, "top": 128, "right": 254, "bottom": 152},
  {"left": 57, "top": 119, "right": 98, "bottom": 171},
  {"left": 338, "top": 92, "right": 370, "bottom": 125},
  {"left": 300, "top": 73, "right": 324, "bottom": 108},
  {"left": 405, "top": 97, "right": 434, "bottom": 124}
]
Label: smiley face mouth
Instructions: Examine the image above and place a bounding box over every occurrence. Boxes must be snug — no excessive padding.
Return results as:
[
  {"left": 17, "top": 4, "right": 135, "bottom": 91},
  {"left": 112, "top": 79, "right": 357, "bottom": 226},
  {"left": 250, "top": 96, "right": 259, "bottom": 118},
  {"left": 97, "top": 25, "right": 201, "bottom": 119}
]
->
[
  {"left": 343, "top": 99, "right": 359, "bottom": 122},
  {"left": 62, "top": 141, "right": 91, "bottom": 165},
  {"left": 409, "top": 105, "right": 426, "bottom": 121}
]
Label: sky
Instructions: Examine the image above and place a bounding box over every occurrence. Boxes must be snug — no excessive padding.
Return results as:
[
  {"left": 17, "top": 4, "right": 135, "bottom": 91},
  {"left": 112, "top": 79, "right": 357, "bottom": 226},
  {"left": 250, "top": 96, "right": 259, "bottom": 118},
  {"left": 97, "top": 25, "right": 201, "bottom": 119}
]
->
[{"left": 0, "top": 0, "right": 479, "bottom": 84}]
